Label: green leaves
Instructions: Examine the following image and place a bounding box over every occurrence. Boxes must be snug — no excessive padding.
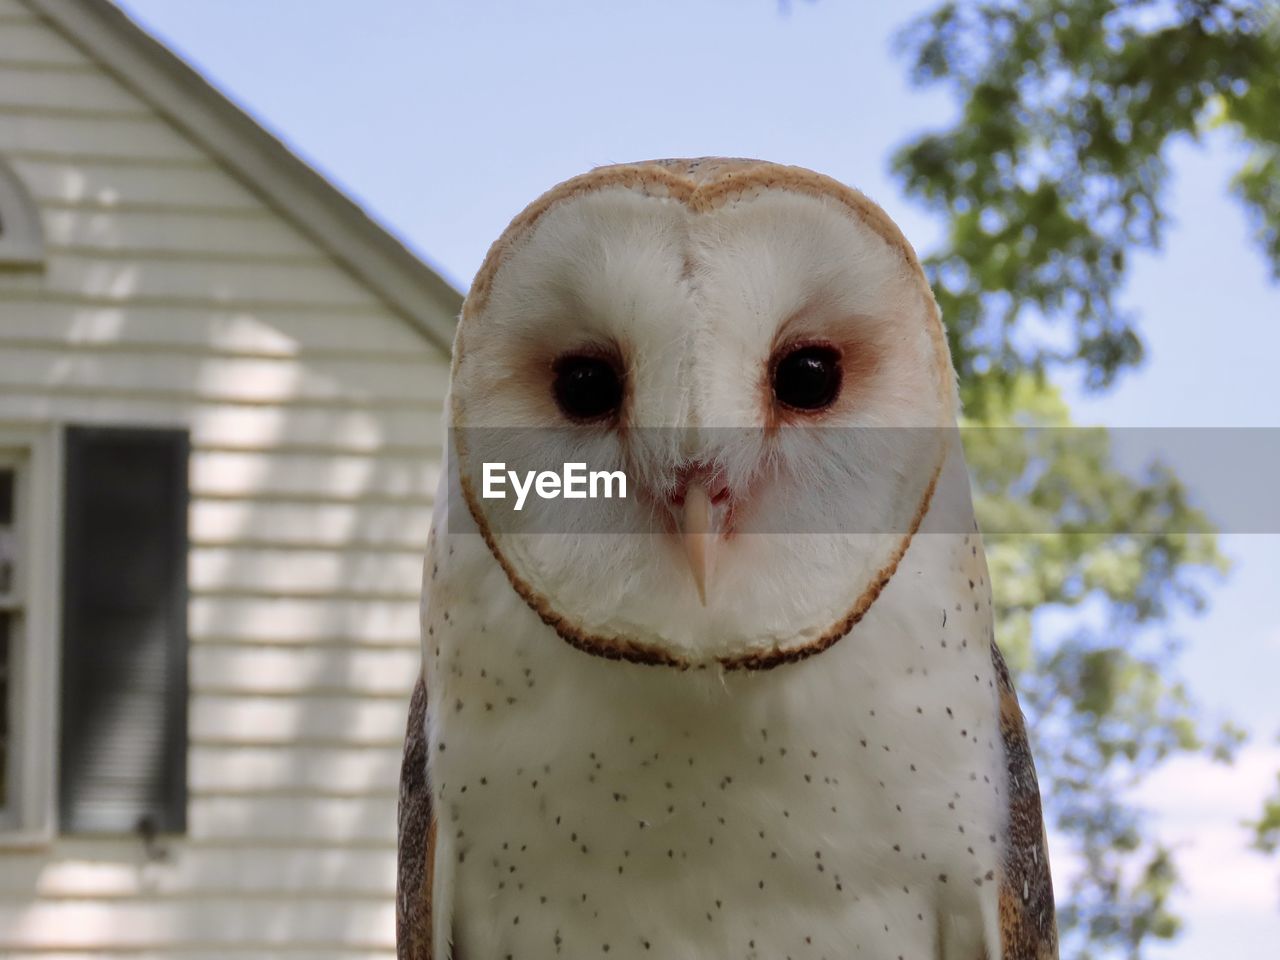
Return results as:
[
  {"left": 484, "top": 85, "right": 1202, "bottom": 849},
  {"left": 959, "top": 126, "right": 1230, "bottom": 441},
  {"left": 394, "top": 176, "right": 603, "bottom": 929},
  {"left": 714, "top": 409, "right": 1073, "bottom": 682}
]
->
[
  {"left": 960, "top": 376, "right": 1228, "bottom": 956},
  {"left": 895, "top": 0, "right": 1280, "bottom": 392},
  {"left": 1233, "top": 144, "right": 1280, "bottom": 278},
  {"left": 1252, "top": 772, "right": 1280, "bottom": 854}
]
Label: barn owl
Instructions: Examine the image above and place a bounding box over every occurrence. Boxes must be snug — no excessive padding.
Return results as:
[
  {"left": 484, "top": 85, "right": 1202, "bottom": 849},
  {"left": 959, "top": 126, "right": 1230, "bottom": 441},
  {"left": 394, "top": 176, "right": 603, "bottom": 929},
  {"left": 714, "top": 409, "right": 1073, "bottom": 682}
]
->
[{"left": 398, "top": 158, "right": 1057, "bottom": 960}]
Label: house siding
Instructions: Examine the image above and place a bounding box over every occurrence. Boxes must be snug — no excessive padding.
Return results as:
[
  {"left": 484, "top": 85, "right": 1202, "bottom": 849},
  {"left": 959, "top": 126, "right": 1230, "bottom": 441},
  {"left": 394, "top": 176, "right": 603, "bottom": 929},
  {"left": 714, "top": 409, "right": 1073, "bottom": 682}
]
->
[{"left": 0, "top": 3, "right": 447, "bottom": 955}]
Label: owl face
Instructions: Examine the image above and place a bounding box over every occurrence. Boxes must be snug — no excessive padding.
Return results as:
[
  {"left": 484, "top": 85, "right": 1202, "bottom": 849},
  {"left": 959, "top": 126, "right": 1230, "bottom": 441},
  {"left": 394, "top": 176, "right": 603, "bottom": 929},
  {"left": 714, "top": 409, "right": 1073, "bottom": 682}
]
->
[{"left": 450, "top": 160, "right": 956, "bottom": 669}]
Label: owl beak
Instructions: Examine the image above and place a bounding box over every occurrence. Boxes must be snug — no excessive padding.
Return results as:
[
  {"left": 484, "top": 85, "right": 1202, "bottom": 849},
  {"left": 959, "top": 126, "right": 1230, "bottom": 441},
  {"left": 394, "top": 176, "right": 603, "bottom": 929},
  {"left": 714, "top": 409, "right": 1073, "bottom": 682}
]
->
[{"left": 681, "top": 482, "right": 714, "bottom": 605}]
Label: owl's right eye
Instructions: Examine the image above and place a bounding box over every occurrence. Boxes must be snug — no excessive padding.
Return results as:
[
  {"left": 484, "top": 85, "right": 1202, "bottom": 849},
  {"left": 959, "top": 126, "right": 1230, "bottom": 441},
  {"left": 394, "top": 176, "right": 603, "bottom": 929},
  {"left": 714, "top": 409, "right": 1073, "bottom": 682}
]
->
[{"left": 552, "top": 354, "right": 624, "bottom": 422}]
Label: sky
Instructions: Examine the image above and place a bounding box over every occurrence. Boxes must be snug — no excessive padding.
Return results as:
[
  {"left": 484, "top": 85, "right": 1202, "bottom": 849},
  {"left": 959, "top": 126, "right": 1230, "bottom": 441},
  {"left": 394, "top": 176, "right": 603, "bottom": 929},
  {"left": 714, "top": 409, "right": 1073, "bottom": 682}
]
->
[{"left": 111, "top": 0, "right": 1280, "bottom": 954}]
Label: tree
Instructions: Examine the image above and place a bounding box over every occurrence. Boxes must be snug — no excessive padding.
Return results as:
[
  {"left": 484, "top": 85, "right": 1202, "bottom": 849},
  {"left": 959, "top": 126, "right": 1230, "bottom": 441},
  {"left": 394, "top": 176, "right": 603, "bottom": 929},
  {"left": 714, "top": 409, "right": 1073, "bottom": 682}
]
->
[
  {"left": 962, "top": 381, "right": 1228, "bottom": 958},
  {"left": 896, "top": 0, "right": 1280, "bottom": 399},
  {"left": 892, "top": 1, "right": 1277, "bottom": 957}
]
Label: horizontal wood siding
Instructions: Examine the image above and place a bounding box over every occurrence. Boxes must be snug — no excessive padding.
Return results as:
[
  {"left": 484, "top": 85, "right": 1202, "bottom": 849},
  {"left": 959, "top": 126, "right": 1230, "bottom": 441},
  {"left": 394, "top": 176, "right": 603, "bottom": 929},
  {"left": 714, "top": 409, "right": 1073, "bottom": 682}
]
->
[
  {"left": 189, "top": 597, "right": 421, "bottom": 646},
  {"left": 0, "top": 66, "right": 152, "bottom": 115},
  {"left": 2, "top": 253, "right": 390, "bottom": 305},
  {"left": 0, "top": 348, "right": 447, "bottom": 404},
  {"left": 0, "top": 300, "right": 440, "bottom": 358},
  {"left": 0, "top": 8, "right": 451, "bottom": 956},
  {"left": 190, "top": 695, "right": 412, "bottom": 746},
  {"left": 0, "top": 394, "right": 442, "bottom": 452},
  {"left": 0, "top": 840, "right": 396, "bottom": 897},
  {"left": 14, "top": 156, "right": 276, "bottom": 210}
]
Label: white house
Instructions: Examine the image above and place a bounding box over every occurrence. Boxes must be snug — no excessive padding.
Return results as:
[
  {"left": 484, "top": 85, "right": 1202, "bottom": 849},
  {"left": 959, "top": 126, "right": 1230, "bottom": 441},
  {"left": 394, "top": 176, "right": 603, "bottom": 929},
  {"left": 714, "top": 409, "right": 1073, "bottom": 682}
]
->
[{"left": 0, "top": 1, "right": 459, "bottom": 955}]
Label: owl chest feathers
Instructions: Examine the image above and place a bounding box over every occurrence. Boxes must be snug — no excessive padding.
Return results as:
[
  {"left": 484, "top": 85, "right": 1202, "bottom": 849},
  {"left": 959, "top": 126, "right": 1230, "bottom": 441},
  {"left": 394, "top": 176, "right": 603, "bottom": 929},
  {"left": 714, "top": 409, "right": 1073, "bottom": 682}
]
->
[{"left": 423, "top": 524, "right": 1008, "bottom": 960}]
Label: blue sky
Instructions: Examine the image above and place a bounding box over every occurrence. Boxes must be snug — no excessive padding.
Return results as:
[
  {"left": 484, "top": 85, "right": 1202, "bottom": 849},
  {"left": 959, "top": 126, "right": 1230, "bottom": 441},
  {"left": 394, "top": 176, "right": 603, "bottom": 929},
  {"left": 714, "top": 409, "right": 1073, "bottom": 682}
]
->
[{"left": 112, "top": 0, "right": 1280, "bottom": 953}]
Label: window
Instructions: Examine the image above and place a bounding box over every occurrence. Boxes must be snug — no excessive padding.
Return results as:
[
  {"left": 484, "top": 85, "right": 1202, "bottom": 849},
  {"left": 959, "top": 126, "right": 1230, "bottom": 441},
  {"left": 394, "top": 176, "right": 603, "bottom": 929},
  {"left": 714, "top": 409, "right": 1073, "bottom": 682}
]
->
[
  {"left": 60, "top": 427, "right": 190, "bottom": 835},
  {"left": 0, "top": 157, "right": 45, "bottom": 268},
  {"left": 0, "top": 432, "right": 57, "bottom": 842},
  {"left": 0, "top": 425, "right": 188, "bottom": 842}
]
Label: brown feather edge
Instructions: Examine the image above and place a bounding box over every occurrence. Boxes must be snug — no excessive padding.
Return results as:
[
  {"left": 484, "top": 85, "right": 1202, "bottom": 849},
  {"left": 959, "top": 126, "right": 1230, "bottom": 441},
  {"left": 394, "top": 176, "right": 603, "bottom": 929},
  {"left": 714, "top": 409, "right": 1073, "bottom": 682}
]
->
[
  {"left": 452, "top": 438, "right": 943, "bottom": 672},
  {"left": 458, "top": 158, "right": 952, "bottom": 400},
  {"left": 990, "top": 642, "right": 1059, "bottom": 959},
  {"left": 397, "top": 673, "right": 437, "bottom": 959},
  {"left": 451, "top": 157, "right": 955, "bottom": 672}
]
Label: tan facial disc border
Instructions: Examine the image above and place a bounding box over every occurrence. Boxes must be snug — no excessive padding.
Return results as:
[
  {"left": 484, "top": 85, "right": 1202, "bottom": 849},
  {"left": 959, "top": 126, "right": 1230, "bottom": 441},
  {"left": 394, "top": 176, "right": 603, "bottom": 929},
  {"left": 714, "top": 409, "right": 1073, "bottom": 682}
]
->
[{"left": 451, "top": 158, "right": 952, "bottom": 672}]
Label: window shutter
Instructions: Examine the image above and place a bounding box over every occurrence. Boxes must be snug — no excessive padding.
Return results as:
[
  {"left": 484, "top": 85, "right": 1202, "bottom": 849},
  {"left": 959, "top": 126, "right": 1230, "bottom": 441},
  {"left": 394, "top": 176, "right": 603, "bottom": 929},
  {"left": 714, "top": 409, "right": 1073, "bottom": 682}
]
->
[{"left": 60, "top": 426, "right": 189, "bottom": 834}]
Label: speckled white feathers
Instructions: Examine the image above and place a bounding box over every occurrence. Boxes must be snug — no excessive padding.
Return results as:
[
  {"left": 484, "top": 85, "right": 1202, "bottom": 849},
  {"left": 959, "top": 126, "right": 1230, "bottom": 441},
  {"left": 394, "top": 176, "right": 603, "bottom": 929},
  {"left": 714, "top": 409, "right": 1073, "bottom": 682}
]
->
[{"left": 424, "top": 438, "right": 1007, "bottom": 959}]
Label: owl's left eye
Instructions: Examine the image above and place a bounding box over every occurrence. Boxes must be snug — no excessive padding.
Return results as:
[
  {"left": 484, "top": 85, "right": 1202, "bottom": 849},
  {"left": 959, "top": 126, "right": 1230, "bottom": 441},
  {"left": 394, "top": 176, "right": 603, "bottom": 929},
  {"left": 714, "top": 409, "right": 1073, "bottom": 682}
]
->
[
  {"left": 552, "top": 354, "right": 624, "bottom": 422},
  {"left": 772, "top": 343, "right": 843, "bottom": 412}
]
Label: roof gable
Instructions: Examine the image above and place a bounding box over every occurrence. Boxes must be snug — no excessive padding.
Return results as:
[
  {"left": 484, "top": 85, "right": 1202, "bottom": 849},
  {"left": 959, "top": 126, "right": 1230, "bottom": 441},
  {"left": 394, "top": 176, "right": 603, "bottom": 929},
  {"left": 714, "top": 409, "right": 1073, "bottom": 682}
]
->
[{"left": 20, "top": 0, "right": 461, "bottom": 354}]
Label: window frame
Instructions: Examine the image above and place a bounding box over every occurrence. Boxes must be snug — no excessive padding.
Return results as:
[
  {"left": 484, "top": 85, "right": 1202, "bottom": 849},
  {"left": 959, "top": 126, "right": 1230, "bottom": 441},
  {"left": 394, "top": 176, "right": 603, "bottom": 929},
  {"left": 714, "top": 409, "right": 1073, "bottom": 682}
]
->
[{"left": 0, "top": 425, "right": 61, "bottom": 846}]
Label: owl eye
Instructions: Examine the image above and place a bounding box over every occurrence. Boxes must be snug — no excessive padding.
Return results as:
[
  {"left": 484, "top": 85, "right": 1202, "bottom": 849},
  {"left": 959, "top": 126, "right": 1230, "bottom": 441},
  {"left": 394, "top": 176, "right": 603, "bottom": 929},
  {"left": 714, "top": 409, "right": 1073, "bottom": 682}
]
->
[
  {"left": 552, "top": 353, "right": 624, "bottom": 422},
  {"left": 772, "top": 343, "right": 843, "bottom": 412}
]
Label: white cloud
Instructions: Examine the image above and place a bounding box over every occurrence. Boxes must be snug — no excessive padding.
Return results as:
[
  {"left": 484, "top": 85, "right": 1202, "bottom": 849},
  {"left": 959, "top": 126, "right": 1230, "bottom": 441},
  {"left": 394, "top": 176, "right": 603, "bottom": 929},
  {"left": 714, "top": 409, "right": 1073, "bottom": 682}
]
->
[
  {"left": 1132, "top": 745, "right": 1280, "bottom": 913},
  {"left": 1047, "top": 745, "right": 1280, "bottom": 959}
]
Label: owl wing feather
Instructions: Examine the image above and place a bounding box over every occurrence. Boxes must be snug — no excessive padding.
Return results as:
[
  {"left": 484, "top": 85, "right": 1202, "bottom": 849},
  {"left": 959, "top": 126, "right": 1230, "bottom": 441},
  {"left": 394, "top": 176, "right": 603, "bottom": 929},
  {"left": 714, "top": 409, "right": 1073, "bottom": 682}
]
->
[
  {"left": 991, "top": 641, "right": 1059, "bottom": 960},
  {"left": 397, "top": 672, "right": 439, "bottom": 959}
]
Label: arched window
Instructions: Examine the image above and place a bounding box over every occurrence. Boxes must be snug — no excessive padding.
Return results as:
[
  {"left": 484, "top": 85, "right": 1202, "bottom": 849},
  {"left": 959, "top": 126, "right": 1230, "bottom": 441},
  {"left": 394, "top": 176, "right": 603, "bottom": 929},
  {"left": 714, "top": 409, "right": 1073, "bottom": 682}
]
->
[{"left": 0, "top": 157, "right": 45, "bottom": 268}]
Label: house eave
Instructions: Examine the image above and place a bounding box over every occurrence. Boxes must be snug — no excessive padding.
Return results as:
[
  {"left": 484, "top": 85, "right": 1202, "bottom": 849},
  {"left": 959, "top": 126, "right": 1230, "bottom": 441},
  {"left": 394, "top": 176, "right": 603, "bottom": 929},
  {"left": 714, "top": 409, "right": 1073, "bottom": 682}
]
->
[{"left": 20, "top": 0, "right": 463, "bottom": 355}]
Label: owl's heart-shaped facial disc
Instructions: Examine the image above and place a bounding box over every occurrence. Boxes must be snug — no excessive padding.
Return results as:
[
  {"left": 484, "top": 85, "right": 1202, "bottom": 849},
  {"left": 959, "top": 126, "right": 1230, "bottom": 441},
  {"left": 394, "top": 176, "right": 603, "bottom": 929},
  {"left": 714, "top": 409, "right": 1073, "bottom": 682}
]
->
[{"left": 449, "top": 159, "right": 958, "bottom": 670}]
